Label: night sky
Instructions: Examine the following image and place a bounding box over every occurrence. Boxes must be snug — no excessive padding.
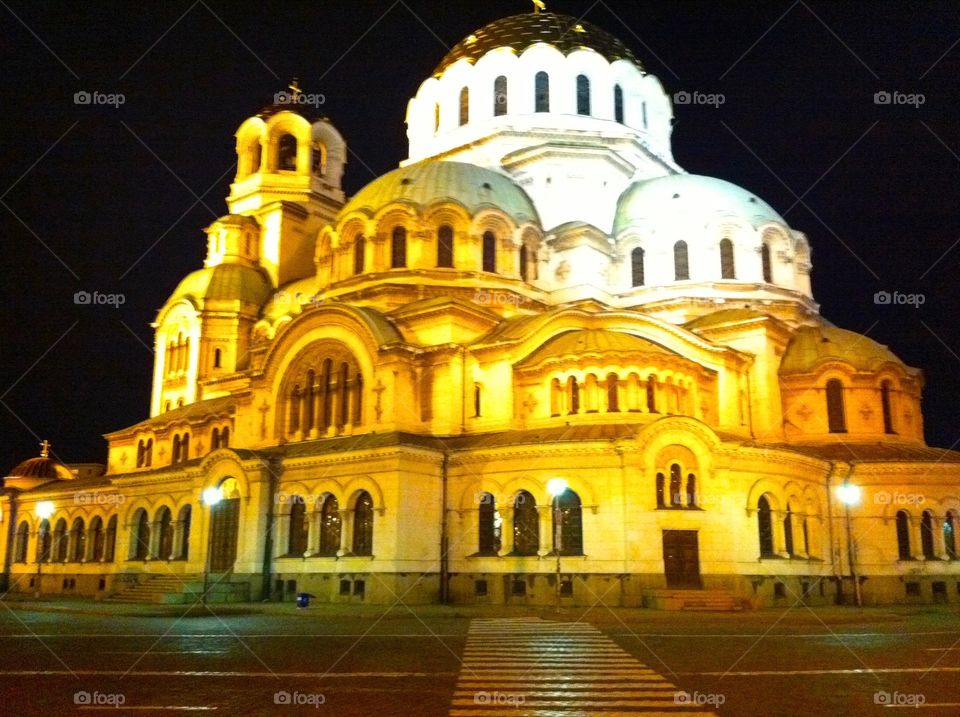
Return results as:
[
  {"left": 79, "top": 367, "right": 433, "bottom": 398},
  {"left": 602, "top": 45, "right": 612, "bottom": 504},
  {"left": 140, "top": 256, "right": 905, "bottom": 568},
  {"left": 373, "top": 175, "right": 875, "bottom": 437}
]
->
[{"left": 2, "top": 1, "right": 960, "bottom": 472}]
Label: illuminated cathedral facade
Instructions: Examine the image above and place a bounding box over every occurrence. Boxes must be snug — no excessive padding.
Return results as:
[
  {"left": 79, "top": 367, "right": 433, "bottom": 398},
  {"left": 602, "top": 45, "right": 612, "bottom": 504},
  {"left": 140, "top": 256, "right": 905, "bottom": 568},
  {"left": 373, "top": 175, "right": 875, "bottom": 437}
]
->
[{"left": 4, "top": 11, "right": 960, "bottom": 608}]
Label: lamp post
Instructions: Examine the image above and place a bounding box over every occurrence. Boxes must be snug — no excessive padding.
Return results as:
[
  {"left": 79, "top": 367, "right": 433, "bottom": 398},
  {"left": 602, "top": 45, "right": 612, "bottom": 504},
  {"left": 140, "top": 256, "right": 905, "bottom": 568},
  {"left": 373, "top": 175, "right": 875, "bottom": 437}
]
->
[
  {"left": 35, "top": 501, "right": 54, "bottom": 598},
  {"left": 201, "top": 486, "right": 222, "bottom": 605},
  {"left": 546, "top": 478, "right": 568, "bottom": 612},
  {"left": 836, "top": 483, "right": 862, "bottom": 607}
]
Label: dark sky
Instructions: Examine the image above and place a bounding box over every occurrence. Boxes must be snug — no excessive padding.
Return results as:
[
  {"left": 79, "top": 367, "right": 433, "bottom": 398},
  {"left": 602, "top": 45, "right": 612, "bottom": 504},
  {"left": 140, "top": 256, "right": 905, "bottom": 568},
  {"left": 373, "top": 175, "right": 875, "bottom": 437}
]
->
[{"left": 2, "top": 0, "right": 960, "bottom": 472}]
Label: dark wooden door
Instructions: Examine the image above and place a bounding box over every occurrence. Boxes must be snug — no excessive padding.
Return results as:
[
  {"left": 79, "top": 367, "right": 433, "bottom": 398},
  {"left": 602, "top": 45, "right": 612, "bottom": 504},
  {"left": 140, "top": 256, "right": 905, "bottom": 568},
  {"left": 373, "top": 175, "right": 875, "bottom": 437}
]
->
[
  {"left": 663, "top": 530, "right": 701, "bottom": 588},
  {"left": 209, "top": 498, "right": 239, "bottom": 572}
]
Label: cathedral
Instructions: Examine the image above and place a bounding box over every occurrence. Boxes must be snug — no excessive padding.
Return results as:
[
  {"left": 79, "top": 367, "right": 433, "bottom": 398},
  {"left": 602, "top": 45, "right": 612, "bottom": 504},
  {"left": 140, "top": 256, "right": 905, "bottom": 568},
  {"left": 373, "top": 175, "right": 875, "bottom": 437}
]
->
[{"left": 3, "top": 10, "right": 959, "bottom": 609}]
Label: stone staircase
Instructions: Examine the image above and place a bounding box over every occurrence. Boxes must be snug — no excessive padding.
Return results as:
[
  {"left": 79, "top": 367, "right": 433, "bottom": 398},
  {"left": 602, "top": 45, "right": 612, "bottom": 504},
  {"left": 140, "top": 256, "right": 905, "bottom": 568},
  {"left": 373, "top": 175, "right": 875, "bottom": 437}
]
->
[
  {"left": 643, "top": 588, "right": 745, "bottom": 611},
  {"left": 106, "top": 573, "right": 249, "bottom": 604}
]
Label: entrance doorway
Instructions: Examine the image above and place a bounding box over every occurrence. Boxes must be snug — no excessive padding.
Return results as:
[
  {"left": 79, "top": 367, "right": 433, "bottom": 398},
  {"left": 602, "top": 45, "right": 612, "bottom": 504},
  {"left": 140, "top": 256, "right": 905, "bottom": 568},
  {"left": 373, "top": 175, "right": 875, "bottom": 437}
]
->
[
  {"left": 663, "top": 530, "right": 701, "bottom": 588},
  {"left": 209, "top": 497, "right": 240, "bottom": 572}
]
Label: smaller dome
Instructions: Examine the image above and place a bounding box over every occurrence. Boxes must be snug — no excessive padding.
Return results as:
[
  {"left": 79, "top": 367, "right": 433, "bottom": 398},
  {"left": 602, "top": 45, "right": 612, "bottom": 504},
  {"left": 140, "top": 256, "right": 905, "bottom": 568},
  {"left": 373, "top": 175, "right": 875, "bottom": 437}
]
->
[
  {"left": 614, "top": 174, "right": 786, "bottom": 235},
  {"left": 780, "top": 325, "right": 905, "bottom": 375},
  {"left": 168, "top": 263, "right": 273, "bottom": 307},
  {"left": 7, "top": 441, "right": 75, "bottom": 482},
  {"left": 339, "top": 161, "right": 540, "bottom": 226}
]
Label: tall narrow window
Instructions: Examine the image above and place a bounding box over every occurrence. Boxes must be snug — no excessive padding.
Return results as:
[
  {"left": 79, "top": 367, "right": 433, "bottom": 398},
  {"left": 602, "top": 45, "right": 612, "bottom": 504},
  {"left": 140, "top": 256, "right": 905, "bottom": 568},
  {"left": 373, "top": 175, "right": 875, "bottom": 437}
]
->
[
  {"left": 433, "top": 102, "right": 440, "bottom": 133},
  {"left": 631, "top": 246, "right": 645, "bottom": 287},
  {"left": 554, "top": 489, "right": 583, "bottom": 555},
  {"left": 641, "top": 101, "right": 648, "bottom": 127},
  {"left": 758, "top": 495, "right": 775, "bottom": 557},
  {"left": 881, "top": 380, "right": 895, "bottom": 434},
  {"left": 656, "top": 473, "right": 665, "bottom": 508},
  {"left": 473, "top": 384, "right": 481, "bottom": 417},
  {"left": 459, "top": 86, "right": 469, "bottom": 126},
  {"left": 482, "top": 231, "right": 496, "bottom": 272},
  {"left": 921, "top": 510, "right": 935, "bottom": 559},
  {"left": 535, "top": 71, "right": 550, "bottom": 112},
  {"left": 494, "top": 75, "right": 507, "bottom": 116},
  {"left": 14, "top": 521, "right": 28, "bottom": 563},
  {"left": 720, "top": 238, "right": 735, "bottom": 279},
  {"left": 172, "top": 435, "right": 181, "bottom": 465},
  {"left": 576, "top": 74, "right": 591, "bottom": 115},
  {"left": 896, "top": 510, "right": 911, "bottom": 560},
  {"left": 145, "top": 439, "right": 152, "bottom": 467},
  {"left": 568, "top": 377, "right": 579, "bottom": 414},
  {"left": 288, "top": 497, "right": 308, "bottom": 556},
  {"left": 944, "top": 511, "right": 958, "bottom": 560},
  {"left": 319, "top": 496, "right": 341, "bottom": 556},
  {"left": 761, "top": 242, "right": 772, "bottom": 283},
  {"left": 513, "top": 491, "right": 539, "bottom": 556},
  {"left": 686, "top": 474, "right": 697, "bottom": 507},
  {"left": 614, "top": 84, "right": 624, "bottom": 123},
  {"left": 391, "top": 226, "right": 407, "bottom": 268},
  {"left": 669, "top": 464, "right": 682, "bottom": 507},
  {"left": 519, "top": 245, "right": 529, "bottom": 281},
  {"left": 353, "top": 234, "right": 365, "bottom": 275},
  {"left": 826, "top": 379, "right": 846, "bottom": 433},
  {"left": 37, "top": 519, "right": 51, "bottom": 562},
  {"left": 211, "top": 428, "right": 220, "bottom": 451},
  {"left": 105, "top": 516, "right": 117, "bottom": 562},
  {"left": 353, "top": 492, "right": 374, "bottom": 556},
  {"left": 674, "top": 240, "right": 689, "bottom": 280},
  {"left": 437, "top": 225, "right": 454, "bottom": 268},
  {"left": 213, "top": 348, "right": 221, "bottom": 369},
  {"left": 220, "top": 427, "right": 229, "bottom": 448},
  {"left": 478, "top": 493, "right": 501, "bottom": 555},
  {"left": 134, "top": 510, "right": 150, "bottom": 560},
  {"left": 606, "top": 373, "right": 619, "bottom": 412},
  {"left": 646, "top": 375, "right": 657, "bottom": 413},
  {"left": 71, "top": 518, "right": 85, "bottom": 562},
  {"left": 278, "top": 133, "right": 297, "bottom": 171},
  {"left": 784, "top": 507, "right": 794, "bottom": 556},
  {"left": 157, "top": 507, "right": 172, "bottom": 559}
]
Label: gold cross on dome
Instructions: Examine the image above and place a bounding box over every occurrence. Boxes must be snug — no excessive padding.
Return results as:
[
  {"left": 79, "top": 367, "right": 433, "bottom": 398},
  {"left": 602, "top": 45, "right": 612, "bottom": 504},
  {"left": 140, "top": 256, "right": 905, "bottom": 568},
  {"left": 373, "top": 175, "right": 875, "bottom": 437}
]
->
[
  {"left": 39, "top": 439, "right": 51, "bottom": 458},
  {"left": 531, "top": 0, "right": 546, "bottom": 13},
  {"left": 288, "top": 78, "right": 302, "bottom": 97}
]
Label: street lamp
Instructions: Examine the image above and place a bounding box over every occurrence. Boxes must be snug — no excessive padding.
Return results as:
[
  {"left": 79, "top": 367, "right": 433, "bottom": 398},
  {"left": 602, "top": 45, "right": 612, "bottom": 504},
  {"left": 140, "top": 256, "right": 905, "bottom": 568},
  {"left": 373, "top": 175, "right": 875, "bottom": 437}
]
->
[
  {"left": 836, "top": 483, "right": 862, "bottom": 607},
  {"left": 35, "top": 501, "right": 54, "bottom": 598},
  {"left": 546, "top": 478, "right": 568, "bottom": 611},
  {"left": 201, "top": 487, "right": 222, "bottom": 605}
]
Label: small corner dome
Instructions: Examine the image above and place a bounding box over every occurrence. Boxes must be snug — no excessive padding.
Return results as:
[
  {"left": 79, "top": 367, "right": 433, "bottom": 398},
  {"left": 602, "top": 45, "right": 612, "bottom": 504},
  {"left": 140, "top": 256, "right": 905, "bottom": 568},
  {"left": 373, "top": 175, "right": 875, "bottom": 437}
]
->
[
  {"left": 435, "top": 12, "right": 643, "bottom": 76},
  {"left": 338, "top": 160, "right": 540, "bottom": 226},
  {"left": 7, "top": 456, "right": 75, "bottom": 482},
  {"left": 167, "top": 263, "right": 273, "bottom": 307},
  {"left": 780, "top": 324, "right": 907, "bottom": 375},
  {"left": 614, "top": 174, "right": 787, "bottom": 236}
]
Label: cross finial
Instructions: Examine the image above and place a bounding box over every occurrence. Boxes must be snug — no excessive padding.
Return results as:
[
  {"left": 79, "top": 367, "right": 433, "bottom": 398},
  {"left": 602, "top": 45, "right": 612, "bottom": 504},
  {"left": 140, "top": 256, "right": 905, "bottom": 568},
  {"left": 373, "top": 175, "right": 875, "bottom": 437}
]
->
[
  {"left": 531, "top": 0, "right": 546, "bottom": 13},
  {"left": 289, "top": 78, "right": 302, "bottom": 97},
  {"left": 39, "top": 440, "right": 51, "bottom": 458}
]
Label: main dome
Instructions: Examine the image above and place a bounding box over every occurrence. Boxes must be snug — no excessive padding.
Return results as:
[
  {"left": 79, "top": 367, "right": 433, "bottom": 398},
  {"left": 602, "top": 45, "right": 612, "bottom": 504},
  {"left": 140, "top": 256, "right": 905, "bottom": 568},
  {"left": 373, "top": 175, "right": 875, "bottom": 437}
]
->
[{"left": 434, "top": 12, "right": 642, "bottom": 76}]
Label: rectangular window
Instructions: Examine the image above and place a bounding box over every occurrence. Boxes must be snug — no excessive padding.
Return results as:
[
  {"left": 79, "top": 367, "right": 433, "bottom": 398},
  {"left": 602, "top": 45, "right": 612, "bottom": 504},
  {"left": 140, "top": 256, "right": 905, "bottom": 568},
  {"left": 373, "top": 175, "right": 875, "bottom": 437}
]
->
[
  {"left": 353, "top": 580, "right": 365, "bottom": 597},
  {"left": 905, "top": 581, "right": 921, "bottom": 597},
  {"left": 339, "top": 579, "right": 351, "bottom": 596},
  {"left": 474, "top": 579, "right": 488, "bottom": 597},
  {"left": 559, "top": 579, "right": 573, "bottom": 596},
  {"left": 932, "top": 581, "right": 947, "bottom": 603},
  {"left": 773, "top": 582, "right": 786, "bottom": 598},
  {"left": 511, "top": 579, "right": 526, "bottom": 596}
]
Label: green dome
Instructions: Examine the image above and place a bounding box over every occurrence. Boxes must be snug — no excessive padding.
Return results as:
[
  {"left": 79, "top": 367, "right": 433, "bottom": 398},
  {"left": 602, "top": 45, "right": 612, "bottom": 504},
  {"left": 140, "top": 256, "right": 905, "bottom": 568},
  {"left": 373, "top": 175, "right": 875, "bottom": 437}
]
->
[
  {"left": 168, "top": 263, "right": 273, "bottom": 307},
  {"left": 340, "top": 161, "right": 540, "bottom": 226},
  {"left": 614, "top": 174, "right": 786, "bottom": 235},
  {"left": 780, "top": 325, "right": 905, "bottom": 375}
]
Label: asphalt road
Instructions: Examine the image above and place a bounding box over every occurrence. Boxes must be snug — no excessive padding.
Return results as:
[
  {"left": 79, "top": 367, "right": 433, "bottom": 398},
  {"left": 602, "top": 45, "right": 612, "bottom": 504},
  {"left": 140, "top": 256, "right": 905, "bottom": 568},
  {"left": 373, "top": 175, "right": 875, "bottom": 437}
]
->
[{"left": 0, "top": 602, "right": 957, "bottom": 715}]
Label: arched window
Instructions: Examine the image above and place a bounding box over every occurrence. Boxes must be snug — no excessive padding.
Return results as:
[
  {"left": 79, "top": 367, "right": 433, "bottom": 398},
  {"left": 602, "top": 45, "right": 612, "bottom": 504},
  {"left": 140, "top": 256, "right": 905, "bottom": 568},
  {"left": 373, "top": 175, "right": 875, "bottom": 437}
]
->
[
  {"left": 826, "top": 379, "right": 846, "bottom": 433},
  {"left": 646, "top": 375, "right": 657, "bottom": 413},
  {"left": 656, "top": 473, "right": 665, "bottom": 508},
  {"left": 288, "top": 497, "right": 308, "bottom": 556},
  {"left": 783, "top": 506, "right": 794, "bottom": 556},
  {"left": 71, "top": 518, "right": 85, "bottom": 562},
  {"left": 157, "top": 507, "right": 173, "bottom": 560},
  {"left": 437, "top": 224, "right": 454, "bottom": 268},
  {"left": 550, "top": 377, "right": 562, "bottom": 417},
  {"left": 896, "top": 510, "right": 911, "bottom": 560},
  {"left": 606, "top": 373, "right": 619, "bottom": 412},
  {"left": 319, "top": 495, "right": 341, "bottom": 556},
  {"left": 54, "top": 518, "right": 68, "bottom": 562},
  {"left": 278, "top": 133, "right": 297, "bottom": 171},
  {"left": 720, "top": 238, "right": 735, "bottom": 279},
  {"left": 669, "top": 464, "right": 682, "bottom": 507},
  {"left": 519, "top": 244, "right": 529, "bottom": 281},
  {"left": 758, "top": 495, "right": 775, "bottom": 557},
  {"left": 686, "top": 474, "right": 697, "bottom": 508},
  {"left": 211, "top": 428, "right": 220, "bottom": 451},
  {"left": 214, "top": 348, "right": 221, "bottom": 369},
  {"left": 353, "top": 234, "right": 365, "bottom": 275},
  {"left": 535, "top": 71, "right": 550, "bottom": 112},
  {"left": 105, "top": 516, "right": 117, "bottom": 562},
  {"left": 14, "top": 521, "right": 29, "bottom": 563},
  {"left": 134, "top": 510, "right": 150, "bottom": 560},
  {"left": 921, "top": 510, "right": 935, "bottom": 559},
  {"left": 220, "top": 427, "right": 229, "bottom": 448},
  {"left": 673, "top": 241, "right": 690, "bottom": 280},
  {"left": 944, "top": 511, "right": 958, "bottom": 560},
  {"left": 353, "top": 492, "right": 374, "bottom": 556},
  {"left": 137, "top": 440, "right": 145, "bottom": 468},
  {"left": 761, "top": 242, "right": 772, "bottom": 283},
  {"left": 177, "top": 505, "right": 191, "bottom": 559},
  {"left": 881, "top": 380, "right": 895, "bottom": 434},
  {"left": 576, "top": 74, "right": 591, "bottom": 115},
  {"left": 37, "top": 519, "right": 51, "bottom": 563},
  {"left": 631, "top": 246, "right": 645, "bottom": 287},
  {"left": 802, "top": 517, "right": 810, "bottom": 555},
  {"left": 478, "top": 492, "right": 501, "bottom": 555},
  {"left": 172, "top": 435, "right": 181, "bottom": 465},
  {"left": 614, "top": 84, "right": 624, "bottom": 123},
  {"left": 553, "top": 489, "right": 583, "bottom": 555},
  {"left": 181, "top": 433, "right": 190, "bottom": 460},
  {"left": 567, "top": 376, "right": 579, "bottom": 414},
  {"left": 513, "top": 491, "right": 539, "bottom": 556},
  {"left": 90, "top": 516, "right": 104, "bottom": 561},
  {"left": 247, "top": 139, "right": 261, "bottom": 176},
  {"left": 459, "top": 86, "right": 469, "bottom": 126},
  {"left": 494, "top": 75, "right": 507, "bottom": 115},
  {"left": 144, "top": 439, "right": 152, "bottom": 467},
  {"left": 391, "top": 226, "right": 407, "bottom": 268},
  {"left": 473, "top": 383, "right": 482, "bottom": 417},
  {"left": 482, "top": 231, "right": 497, "bottom": 273},
  {"left": 289, "top": 386, "right": 301, "bottom": 434}
]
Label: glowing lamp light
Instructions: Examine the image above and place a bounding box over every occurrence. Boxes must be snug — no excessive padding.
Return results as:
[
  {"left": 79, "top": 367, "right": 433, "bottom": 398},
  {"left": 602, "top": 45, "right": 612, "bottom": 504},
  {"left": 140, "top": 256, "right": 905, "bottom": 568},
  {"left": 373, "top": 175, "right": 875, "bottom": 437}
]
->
[
  {"left": 202, "top": 486, "right": 223, "bottom": 506},
  {"left": 546, "top": 478, "right": 569, "bottom": 497},
  {"left": 837, "top": 484, "right": 861, "bottom": 506},
  {"left": 35, "top": 501, "right": 54, "bottom": 519}
]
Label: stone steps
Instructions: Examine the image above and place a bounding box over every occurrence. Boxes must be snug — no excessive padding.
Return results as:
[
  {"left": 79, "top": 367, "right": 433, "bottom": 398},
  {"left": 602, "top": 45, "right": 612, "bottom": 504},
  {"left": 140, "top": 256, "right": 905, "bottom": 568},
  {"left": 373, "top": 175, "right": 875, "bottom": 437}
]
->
[
  {"left": 643, "top": 588, "right": 745, "bottom": 611},
  {"left": 107, "top": 573, "right": 249, "bottom": 604}
]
